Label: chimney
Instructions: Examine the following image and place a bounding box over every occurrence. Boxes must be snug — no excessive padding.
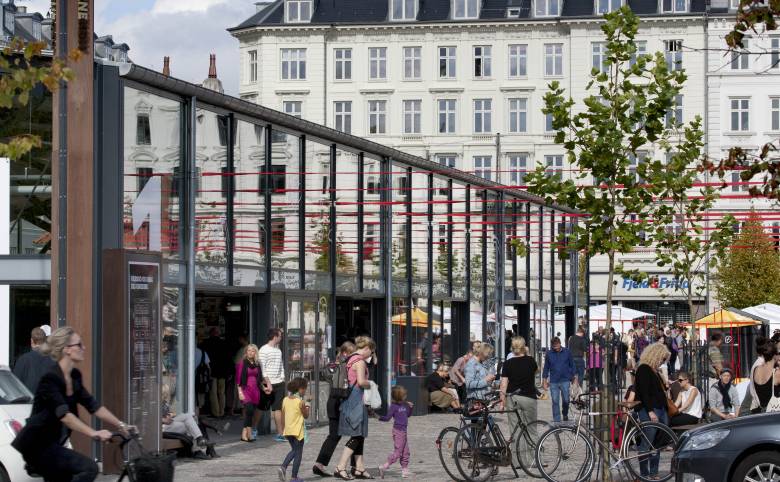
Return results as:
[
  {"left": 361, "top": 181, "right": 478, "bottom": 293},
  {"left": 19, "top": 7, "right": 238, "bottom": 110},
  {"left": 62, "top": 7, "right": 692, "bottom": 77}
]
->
[
  {"left": 208, "top": 54, "right": 217, "bottom": 79},
  {"left": 163, "top": 56, "right": 170, "bottom": 76},
  {"left": 17, "top": 5, "right": 26, "bottom": 13}
]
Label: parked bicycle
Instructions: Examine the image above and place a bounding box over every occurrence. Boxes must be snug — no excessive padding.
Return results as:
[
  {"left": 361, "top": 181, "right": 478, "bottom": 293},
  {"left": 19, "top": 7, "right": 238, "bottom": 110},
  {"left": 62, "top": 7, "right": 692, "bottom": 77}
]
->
[
  {"left": 438, "top": 389, "right": 551, "bottom": 482},
  {"left": 535, "top": 392, "right": 678, "bottom": 482}
]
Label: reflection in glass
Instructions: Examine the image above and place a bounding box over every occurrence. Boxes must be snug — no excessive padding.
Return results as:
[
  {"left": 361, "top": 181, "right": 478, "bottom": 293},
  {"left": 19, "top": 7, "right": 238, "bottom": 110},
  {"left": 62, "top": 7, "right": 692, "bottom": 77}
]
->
[
  {"left": 269, "top": 131, "right": 300, "bottom": 289},
  {"left": 335, "top": 148, "right": 358, "bottom": 290},
  {"left": 233, "top": 121, "right": 265, "bottom": 288},
  {"left": 363, "top": 156, "right": 382, "bottom": 291},
  {"left": 304, "top": 140, "right": 331, "bottom": 290}
]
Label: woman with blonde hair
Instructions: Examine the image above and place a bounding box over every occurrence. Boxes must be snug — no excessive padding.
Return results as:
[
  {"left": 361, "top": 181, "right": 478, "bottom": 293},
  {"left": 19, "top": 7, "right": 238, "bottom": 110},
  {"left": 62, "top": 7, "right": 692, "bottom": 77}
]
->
[
  {"left": 499, "top": 337, "right": 539, "bottom": 465},
  {"left": 634, "top": 342, "right": 671, "bottom": 478},
  {"left": 334, "top": 336, "right": 376, "bottom": 480},
  {"left": 236, "top": 343, "right": 272, "bottom": 442},
  {"left": 464, "top": 343, "right": 496, "bottom": 400},
  {"left": 12, "top": 327, "right": 129, "bottom": 482}
]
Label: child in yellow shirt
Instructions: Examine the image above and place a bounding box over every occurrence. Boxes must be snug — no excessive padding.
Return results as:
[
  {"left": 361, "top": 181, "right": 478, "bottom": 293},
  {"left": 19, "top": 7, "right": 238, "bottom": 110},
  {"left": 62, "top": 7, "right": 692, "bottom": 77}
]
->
[{"left": 279, "top": 377, "right": 310, "bottom": 482}]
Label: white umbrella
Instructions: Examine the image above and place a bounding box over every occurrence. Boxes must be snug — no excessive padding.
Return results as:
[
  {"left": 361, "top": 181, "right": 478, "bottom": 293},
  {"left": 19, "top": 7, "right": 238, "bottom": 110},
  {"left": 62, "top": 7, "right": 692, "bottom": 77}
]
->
[
  {"left": 743, "top": 303, "right": 780, "bottom": 332},
  {"left": 587, "top": 304, "right": 654, "bottom": 334}
]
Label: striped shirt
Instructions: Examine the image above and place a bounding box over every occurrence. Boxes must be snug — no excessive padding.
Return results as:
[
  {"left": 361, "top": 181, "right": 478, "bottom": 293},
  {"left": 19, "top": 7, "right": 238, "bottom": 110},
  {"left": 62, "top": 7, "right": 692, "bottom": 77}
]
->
[{"left": 259, "top": 344, "right": 285, "bottom": 384}]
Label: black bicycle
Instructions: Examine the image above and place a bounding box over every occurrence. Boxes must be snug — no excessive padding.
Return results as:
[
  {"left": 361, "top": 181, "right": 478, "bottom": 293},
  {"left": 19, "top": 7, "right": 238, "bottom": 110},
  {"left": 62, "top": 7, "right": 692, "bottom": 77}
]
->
[{"left": 111, "top": 430, "right": 176, "bottom": 482}]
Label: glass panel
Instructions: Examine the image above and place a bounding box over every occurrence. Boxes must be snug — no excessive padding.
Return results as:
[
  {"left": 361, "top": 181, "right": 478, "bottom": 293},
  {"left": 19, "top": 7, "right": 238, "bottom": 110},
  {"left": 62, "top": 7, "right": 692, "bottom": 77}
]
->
[
  {"left": 123, "top": 87, "right": 182, "bottom": 259},
  {"left": 2, "top": 85, "right": 52, "bottom": 255},
  {"left": 286, "top": 299, "right": 303, "bottom": 373},
  {"left": 269, "top": 131, "right": 300, "bottom": 289},
  {"left": 304, "top": 139, "right": 332, "bottom": 290},
  {"left": 315, "top": 295, "right": 330, "bottom": 423},
  {"left": 335, "top": 148, "right": 358, "bottom": 291},
  {"left": 528, "top": 206, "right": 541, "bottom": 302},
  {"left": 452, "top": 181, "right": 468, "bottom": 299},
  {"left": 233, "top": 121, "right": 265, "bottom": 288},
  {"left": 413, "top": 297, "right": 431, "bottom": 375},
  {"left": 410, "top": 170, "right": 428, "bottom": 297},
  {"left": 391, "top": 163, "right": 409, "bottom": 297},
  {"left": 392, "top": 297, "right": 411, "bottom": 377},
  {"left": 513, "top": 201, "right": 528, "bottom": 301},
  {"left": 161, "top": 286, "right": 187, "bottom": 414},
  {"left": 363, "top": 156, "right": 382, "bottom": 292},
  {"left": 432, "top": 176, "right": 449, "bottom": 297},
  {"left": 302, "top": 299, "right": 317, "bottom": 375},
  {"left": 470, "top": 187, "right": 484, "bottom": 342},
  {"left": 194, "top": 109, "right": 228, "bottom": 285}
]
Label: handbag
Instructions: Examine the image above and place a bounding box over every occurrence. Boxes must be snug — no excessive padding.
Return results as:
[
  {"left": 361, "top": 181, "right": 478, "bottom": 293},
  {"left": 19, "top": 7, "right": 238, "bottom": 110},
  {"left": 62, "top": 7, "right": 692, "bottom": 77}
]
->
[
  {"left": 657, "top": 371, "right": 679, "bottom": 417},
  {"left": 766, "top": 369, "right": 780, "bottom": 413}
]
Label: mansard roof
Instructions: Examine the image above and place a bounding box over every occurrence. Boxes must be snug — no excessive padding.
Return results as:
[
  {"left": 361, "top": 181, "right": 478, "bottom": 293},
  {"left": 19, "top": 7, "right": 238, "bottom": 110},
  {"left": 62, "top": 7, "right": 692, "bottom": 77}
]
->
[{"left": 230, "top": 0, "right": 708, "bottom": 31}]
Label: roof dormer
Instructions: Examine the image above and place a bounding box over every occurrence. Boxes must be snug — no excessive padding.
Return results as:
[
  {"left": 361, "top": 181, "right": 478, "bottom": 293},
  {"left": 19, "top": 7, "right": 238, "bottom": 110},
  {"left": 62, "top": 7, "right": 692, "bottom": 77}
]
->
[
  {"left": 285, "top": 0, "right": 313, "bottom": 23},
  {"left": 660, "top": 0, "right": 688, "bottom": 13},
  {"left": 390, "top": 0, "right": 418, "bottom": 21},
  {"left": 3, "top": 3, "right": 15, "bottom": 37},
  {"left": 452, "top": 0, "right": 480, "bottom": 20},
  {"left": 534, "top": 0, "right": 561, "bottom": 18}
]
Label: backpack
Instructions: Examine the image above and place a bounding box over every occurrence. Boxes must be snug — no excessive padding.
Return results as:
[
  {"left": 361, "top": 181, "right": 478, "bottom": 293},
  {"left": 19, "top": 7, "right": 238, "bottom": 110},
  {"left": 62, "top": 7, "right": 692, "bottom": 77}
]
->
[
  {"left": 326, "top": 354, "right": 358, "bottom": 399},
  {"left": 195, "top": 351, "right": 211, "bottom": 394}
]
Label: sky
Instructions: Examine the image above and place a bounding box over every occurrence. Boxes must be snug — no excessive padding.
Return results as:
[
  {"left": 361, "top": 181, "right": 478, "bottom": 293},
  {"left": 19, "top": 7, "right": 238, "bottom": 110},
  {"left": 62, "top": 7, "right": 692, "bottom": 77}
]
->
[{"left": 16, "top": 0, "right": 258, "bottom": 95}]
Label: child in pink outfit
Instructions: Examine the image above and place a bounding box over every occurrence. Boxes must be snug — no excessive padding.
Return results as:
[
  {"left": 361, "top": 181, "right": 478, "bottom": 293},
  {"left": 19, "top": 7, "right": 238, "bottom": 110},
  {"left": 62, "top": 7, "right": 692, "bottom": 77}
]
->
[{"left": 378, "top": 385, "right": 413, "bottom": 479}]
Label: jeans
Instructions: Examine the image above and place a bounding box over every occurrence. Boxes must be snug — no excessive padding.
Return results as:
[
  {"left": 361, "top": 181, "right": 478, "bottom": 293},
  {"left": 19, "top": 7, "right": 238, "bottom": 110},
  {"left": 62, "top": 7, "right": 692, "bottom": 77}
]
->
[
  {"left": 385, "top": 428, "right": 410, "bottom": 469},
  {"left": 549, "top": 381, "right": 571, "bottom": 422},
  {"left": 25, "top": 444, "right": 98, "bottom": 482},
  {"left": 573, "top": 358, "right": 586, "bottom": 388},
  {"left": 637, "top": 407, "right": 669, "bottom": 477},
  {"left": 283, "top": 436, "right": 305, "bottom": 478}
]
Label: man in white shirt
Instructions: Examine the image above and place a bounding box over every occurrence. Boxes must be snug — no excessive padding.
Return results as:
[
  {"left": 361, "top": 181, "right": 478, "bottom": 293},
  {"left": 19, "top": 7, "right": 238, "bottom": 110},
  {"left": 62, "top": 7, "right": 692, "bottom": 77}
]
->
[{"left": 259, "top": 328, "right": 286, "bottom": 442}]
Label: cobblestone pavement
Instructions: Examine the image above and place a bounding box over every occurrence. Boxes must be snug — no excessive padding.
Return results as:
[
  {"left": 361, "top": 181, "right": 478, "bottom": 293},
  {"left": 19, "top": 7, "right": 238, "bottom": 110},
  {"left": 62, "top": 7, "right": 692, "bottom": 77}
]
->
[{"left": 97, "top": 397, "right": 645, "bottom": 482}]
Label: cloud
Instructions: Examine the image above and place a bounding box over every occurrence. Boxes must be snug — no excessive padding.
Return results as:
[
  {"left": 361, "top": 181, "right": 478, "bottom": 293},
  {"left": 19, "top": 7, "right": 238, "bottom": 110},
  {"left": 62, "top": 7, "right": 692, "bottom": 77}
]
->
[{"left": 97, "top": 0, "right": 255, "bottom": 96}]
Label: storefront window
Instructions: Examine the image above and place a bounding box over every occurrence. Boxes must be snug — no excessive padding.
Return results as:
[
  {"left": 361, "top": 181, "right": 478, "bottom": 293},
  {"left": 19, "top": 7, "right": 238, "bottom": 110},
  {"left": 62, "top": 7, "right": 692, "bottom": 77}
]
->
[
  {"left": 269, "top": 130, "right": 300, "bottom": 289},
  {"left": 362, "top": 156, "right": 382, "bottom": 292},
  {"left": 391, "top": 297, "right": 410, "bottom": 377},
  {"left": 0, "top": 85, "right": 52, "bottom": 255},
  {"left": 335, "top": 148, "right": 358, "bottom": 290},
  {"left": 233, "top": 121, "right": 266, "bottom": 288},
  {"left": 391, "top": 163, "right": 409, "bottom": 296},
  {"left": 304, "top": 139, "right": 331, "bottom": 290},
  {"left": 410, "top": 170, "right": 428, "bottom": 297},
  {"left": 123, "top": 87, "right": 182, "bottom": 258},
  {"left": 161, "top": 286, "right": 187, "bottom": 414}
]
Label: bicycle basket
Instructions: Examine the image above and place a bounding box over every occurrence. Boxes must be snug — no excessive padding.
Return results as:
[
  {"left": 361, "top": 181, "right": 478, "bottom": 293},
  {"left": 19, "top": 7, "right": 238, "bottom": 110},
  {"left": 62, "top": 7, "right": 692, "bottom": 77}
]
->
[{"left": 126, "top": 453, "right": 176, "bottom": 482}]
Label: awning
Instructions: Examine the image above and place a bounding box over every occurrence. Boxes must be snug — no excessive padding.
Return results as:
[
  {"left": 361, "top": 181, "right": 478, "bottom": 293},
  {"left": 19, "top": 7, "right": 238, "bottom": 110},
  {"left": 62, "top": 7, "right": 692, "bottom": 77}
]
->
[
  {"left": 680, "top": 308, "right": 768, "bottom": 328},
  {"left": 391, "top": 307, "right": 429, "bottom": 328},
  {"left": 742, "top": 303, "right": 780, "bottom": 328},
  {"left": 588, "top": 304, "right": 655, "bottom": 321}
]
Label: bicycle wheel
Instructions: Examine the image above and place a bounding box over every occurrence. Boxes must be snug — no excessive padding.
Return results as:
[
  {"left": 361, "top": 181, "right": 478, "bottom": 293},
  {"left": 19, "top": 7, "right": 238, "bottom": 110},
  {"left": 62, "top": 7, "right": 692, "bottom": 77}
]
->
[
  {"left": 437, "top": 426, "right": 466, "bottom": 482},
  {"left": 515, "top": 420, "right": 554, "bottom": 478},
  {"left": 454, "top": 424, "right": 498, "bottom": 482},
  {"left": 622, "top": 421, "right": 678, "bottom": 482},
  {"left": 536, "top": 427, "right": 595, "bottom": 482}
]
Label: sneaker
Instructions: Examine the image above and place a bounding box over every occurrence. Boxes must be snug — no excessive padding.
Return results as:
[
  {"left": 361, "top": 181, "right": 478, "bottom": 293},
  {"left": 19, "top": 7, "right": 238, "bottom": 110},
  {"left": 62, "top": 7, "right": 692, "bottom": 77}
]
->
[
  {"left": 278, "top": 467, "right": 287, "bottom": 482},
  {"left": 401, "top": 469, "right": 411, "bottom": 479},
  {"left": 274, "top": 434, "right": 287, "bottom": 443}
]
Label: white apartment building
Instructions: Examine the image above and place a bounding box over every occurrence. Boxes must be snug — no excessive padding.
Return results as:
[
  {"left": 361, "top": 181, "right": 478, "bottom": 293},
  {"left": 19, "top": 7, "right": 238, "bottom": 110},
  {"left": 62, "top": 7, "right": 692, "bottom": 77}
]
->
[{"left": 230, "top": 0, "right": 777, "bottom": 326}]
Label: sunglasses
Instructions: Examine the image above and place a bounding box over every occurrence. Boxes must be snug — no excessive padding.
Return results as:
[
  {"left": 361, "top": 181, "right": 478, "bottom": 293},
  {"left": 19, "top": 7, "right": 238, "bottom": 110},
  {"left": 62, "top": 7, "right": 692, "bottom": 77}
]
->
[
  {"left": 676, "top": 378, "right": 688, "bottom": 382},
  {"left": 67, "top": 342, "right": 85, "bottom": 350}
]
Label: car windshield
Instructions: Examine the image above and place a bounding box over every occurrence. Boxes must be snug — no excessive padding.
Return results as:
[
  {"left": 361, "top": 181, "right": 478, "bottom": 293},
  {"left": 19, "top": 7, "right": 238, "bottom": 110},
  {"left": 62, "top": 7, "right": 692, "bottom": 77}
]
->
[{"left": 0, "top": 370, "right": 33, "bottom": 404}]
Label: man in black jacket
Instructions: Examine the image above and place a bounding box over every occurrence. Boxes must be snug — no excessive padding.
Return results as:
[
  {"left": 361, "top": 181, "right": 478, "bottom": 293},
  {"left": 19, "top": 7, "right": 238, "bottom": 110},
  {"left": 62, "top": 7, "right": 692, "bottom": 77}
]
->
[
  {"left": 13, "top": 327, "right": 55, "bottom": 393},
  {"left": 201, "top": 327, "right": 231, "bottom": 417}
]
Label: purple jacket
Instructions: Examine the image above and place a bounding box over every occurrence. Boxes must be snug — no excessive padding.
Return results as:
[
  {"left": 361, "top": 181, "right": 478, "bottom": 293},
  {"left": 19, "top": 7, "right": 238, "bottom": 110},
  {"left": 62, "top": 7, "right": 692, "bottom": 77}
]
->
[{"left": 379, "top": 401, "right": 412, "bottom": 432}]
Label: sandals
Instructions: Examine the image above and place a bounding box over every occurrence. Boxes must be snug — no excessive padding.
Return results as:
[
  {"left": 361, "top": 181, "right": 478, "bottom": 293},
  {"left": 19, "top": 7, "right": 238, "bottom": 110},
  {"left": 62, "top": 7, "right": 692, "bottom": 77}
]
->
[
  {"left": 334, "top": 468, "right": 354, "bottom": 480},
  {"left": 354, "top": 469, "right": 375, "bottom": 479}
]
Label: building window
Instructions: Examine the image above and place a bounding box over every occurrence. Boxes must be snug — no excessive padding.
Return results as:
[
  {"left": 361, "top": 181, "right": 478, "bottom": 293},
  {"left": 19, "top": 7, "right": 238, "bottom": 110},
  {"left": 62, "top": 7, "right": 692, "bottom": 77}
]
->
[
  {"left": 368, "top": 100, "right": 387, "bottom": 134},
  {"left": 731, "top": 171, "right": 748, "bottom": 192},
  {"left": 137, "top": 168, "right": 154, "bottom": 193},
  {"left": 771, "top": 38, "right": 780, "bottom": 70},
  {"left": 630, "top": 41, "right": 647, "bottom": 66},
  {"left": 665, "top": 94, "right": 683, "bottom": 127},
  {"left": 33, "top": 21, "right": 42, "bottom": 40},
  {"left": 260, "top": 165, "right": 287, "bottom": 194},
  {"left": 508, "top": 44, "right": 528, "bottom": 77},
  {"left": 730, "top": 39, "right": 750, "bottom": 70},
  {"left": 286, "top": 0, "right": 313, "bottom": 22},
  {"left": 730, "top": 97, "right": 750, "bottom": 131},
  {"left": 391, "top": 0, "right": 417, "bottom": 20},
  {"left": 438, "top": 99, "right": 457, "bottom": 134},
  {"left": 545, "top": 154, "right": 564, "bottom": 179},
  {"left": 220, "top": 166, "right": 233, "bottom": 198},
  {"left": 260, "top": 218, "right": 286, "bottom": 253},
  {"left": 508, "top": 98, "right": 528, "bottom": 133},
  {"left": 437, "top": 154, "right": 456, "bottom": 168},
  {"left": 283, "top": 101, "right": 302, "bottom": 118},
  {"left": 628, "top": 151, "right": 647, "bottom": 183},
  {"left": 136, "top": 114, "right": 151, "bottom": 145},
  {"left": 596, "top": 0, "right": 622, "bottom": 14},
  {"left": 366, "top": 164, "right": 379, "bottom": 195},
  {"left": 535, "top": 0, "right": 561, "bottom": 16},
  {"left": 474, "top": 46, "right": 492, "bottom": 78},
  {"left": 508, "top": 153, "right": 528, "bottom": 185},
  {"left": 453, "top": 0, "right": 479, "bottom": 19},
  {"left": 474, "top": 156, "right": 492, "bottom": 180},
  {"left": 281, "top": 48, "right": 306, "bottom": 80},
  {"left": 473, "top": 99, "right": 492, "bottom": 133},
  {"left": 248, "top": 50, "right": 258, "bottom": 83},
  {"left": 334, "top": 101, "right": 352, "bottom": 134},
  {"left": 664, "top": 40, "right": 683, "bottom": 71},
  {"left": 592, "top": 42, "right": 608, "bottom": 74},
  {"left": 507, "top": 8, "right": 522, "bottom": 17},
  {"left": 403, "top": 99, "right": 422, "bottom": 134},
  {"left": 662, "top": 0, "right": 687, "bottom": 12},
  {"left": 369, "top": 47, "right": 387, "bottom": 80},
  {"left": 403, "top": 46, "right": 422, "bottom": 80},
  {"left": 217, "top": 116, "right": 229, "bottom": 146},
  {"left": 335, "top": 48, "right": 352, "bottom": 80},
  {"left": 439, "top": 46, "right": 457, "bottom": 79},
  {"left": 772, "top": 97, "right": 780, "bottom": 131},
  {"left": 544, "top": 43, "right": 563, "bottom": 76},
  {"left": 545, "top": 112, "right": 554, "bottom": 132}
]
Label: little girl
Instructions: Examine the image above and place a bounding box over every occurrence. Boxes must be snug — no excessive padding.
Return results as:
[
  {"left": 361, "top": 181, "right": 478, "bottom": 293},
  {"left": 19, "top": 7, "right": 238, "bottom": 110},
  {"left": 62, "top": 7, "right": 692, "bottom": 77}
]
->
[
  {"left": 378, "top": 385, "right": 413, "bottom": 479},
  {"left": 279, "top": 377, "right": 310, "bottom": 482}
]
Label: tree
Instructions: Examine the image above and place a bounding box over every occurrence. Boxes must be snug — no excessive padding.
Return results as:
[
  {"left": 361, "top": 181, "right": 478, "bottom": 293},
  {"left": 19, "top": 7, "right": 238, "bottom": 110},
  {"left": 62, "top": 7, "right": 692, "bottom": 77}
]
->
[
  {"left": 727, "top": 0, "right": 779, "bottom": 49},
  {"left": 525, "top": 8, "right": 694, "bottom": 476},
  {"left": 715, "top": 212, "right": 780, "bottom": 308},
  {"left": 311, "top": 216, "right": 354, "bottom": 272}
]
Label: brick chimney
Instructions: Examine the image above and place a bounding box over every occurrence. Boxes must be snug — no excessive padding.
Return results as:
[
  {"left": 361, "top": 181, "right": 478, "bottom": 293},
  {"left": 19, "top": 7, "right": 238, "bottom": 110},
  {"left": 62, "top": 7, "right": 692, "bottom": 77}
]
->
[
  {"left": 163, "top": 56, "right": 170, "bottom": 76},
  {"left": 208, "top": 53, "right": 217, "bottom": 79}
]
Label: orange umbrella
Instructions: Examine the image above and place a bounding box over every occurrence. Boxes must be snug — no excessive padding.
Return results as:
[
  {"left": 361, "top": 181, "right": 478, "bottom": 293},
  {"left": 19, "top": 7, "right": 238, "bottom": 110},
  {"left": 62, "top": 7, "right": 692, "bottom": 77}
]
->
[{"left": 391, "top": 307, "right": 429, "bottom": 328}]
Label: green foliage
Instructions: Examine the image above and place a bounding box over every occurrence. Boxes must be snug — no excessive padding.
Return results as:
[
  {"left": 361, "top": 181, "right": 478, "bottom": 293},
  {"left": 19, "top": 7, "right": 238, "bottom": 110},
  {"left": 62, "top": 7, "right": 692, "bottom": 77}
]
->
[
  {"left": 726, "top": 0, "right": 779, "bottom": 48},
  {"left": 0, "top": 38, "right": 76, "bottom": 160},
  {"left": 715, "top": 212, "right": 780, "bottom": 308},
  {"left": 311, "top": 217, "right": 354, "bottom": 272}
]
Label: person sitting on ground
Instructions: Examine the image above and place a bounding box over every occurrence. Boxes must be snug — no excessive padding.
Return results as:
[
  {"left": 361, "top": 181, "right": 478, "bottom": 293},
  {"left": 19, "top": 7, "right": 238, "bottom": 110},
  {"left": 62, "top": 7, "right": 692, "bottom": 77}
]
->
[
  {"left": 426, "top": 363, "right": 461, "bottom": 411},
  {"left": 709, "top": 367, "right": 740, "bottom": 422},
  {"left": 161, "top": 384, "right": 210, "bottom": 459},
  {"left": 670, "top": 371, "right": 702, "bottom": 427}
]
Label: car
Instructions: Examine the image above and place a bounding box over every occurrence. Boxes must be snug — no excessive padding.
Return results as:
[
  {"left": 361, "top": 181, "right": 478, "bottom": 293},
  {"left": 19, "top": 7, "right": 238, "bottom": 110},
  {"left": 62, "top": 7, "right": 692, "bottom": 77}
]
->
[
  {"left": 0, "top": 366, "right": 35, "bottom": 482},
  {"left": 672, "top": 412, "right": 780, "bottom": 482}
]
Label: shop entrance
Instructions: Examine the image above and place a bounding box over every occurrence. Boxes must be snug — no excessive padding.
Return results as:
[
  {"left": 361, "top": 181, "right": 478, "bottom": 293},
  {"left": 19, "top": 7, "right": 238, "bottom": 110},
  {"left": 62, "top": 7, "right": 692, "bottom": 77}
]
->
[
  {"left": 335, "top": 299, "right": 374, "bottom": 347},
  {"left": 195, "top": 294, "right": 250, "bottom": 348}
]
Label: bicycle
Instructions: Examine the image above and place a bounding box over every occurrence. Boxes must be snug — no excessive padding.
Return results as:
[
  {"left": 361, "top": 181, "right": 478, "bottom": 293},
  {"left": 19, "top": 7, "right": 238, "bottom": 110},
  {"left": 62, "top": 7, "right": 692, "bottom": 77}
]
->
[
  {"left": 447, "top": 390, "right": 553, "bottom": 482},
  {"left": 109, "top": 429, "right": 176, "bottom": 482},
  {"left": 535, "top": 392, "right": 678, "bottom": 482}
]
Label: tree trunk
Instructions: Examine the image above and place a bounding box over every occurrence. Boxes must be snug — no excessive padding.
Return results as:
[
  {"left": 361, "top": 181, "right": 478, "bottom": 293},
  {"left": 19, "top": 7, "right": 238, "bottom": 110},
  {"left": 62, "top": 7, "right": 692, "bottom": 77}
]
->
[
  {"left": 688, "top": 288, "right": 698, "bottom": 387},
  {"left": 600, "top": 251, "right": 616, "bottom": 481}
]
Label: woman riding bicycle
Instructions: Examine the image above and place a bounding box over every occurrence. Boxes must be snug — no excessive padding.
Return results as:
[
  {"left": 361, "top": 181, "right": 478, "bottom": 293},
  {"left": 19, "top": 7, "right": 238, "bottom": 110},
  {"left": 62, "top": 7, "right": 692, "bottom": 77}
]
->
[{"left": 13, "top": 327, "right": 130, "bottom": 482}]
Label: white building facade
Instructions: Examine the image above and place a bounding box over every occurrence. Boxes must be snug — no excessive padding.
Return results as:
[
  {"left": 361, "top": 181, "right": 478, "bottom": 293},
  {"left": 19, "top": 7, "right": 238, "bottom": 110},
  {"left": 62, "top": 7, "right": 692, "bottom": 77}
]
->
[{"left": 231, "top": 0, "right": 777, "bottom": 327}]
